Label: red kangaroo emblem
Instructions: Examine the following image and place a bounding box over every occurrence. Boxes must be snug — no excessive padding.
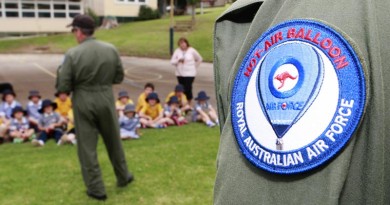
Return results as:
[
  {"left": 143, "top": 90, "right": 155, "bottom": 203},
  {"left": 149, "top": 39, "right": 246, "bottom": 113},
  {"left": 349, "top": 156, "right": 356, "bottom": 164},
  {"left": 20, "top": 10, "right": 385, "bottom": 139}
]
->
[{"left": 274, "top": 72, "right": 297, "bottom": 89}]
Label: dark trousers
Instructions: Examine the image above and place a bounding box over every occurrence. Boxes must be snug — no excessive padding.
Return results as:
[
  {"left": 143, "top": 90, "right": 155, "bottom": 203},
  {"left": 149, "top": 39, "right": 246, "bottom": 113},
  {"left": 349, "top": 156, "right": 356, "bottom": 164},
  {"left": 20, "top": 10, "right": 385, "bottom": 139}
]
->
[
  {"left": 177, "top": 76, "right": 195, "bottom": 101},
  {"left": 38, "top": 130, "right": 63, "bottom": 143}
]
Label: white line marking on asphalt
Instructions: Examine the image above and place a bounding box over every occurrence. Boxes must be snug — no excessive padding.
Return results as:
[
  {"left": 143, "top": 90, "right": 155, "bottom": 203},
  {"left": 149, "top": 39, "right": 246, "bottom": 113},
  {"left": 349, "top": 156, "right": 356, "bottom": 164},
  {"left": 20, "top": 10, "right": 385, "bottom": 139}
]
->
[
  {"left": 33, "top": 63, "right": 56, "bottom": 78},
  {"left": 124, "top": 69, "right": 163, "bottom": 82}
]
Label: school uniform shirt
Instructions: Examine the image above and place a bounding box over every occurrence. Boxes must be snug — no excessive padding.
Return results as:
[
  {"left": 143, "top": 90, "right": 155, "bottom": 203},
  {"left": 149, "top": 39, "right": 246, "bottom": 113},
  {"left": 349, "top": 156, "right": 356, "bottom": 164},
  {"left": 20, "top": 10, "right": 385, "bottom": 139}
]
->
[
  {"left": 26, "top": 100, "right": 42, "bottom": 120},
  {"left": 0, "top": 101, "right": 22, "bottom": 119},
  {"left": 140, "top": 103, "right": 163, "bottom": 120},
  {"left": 67, "top": 109, "right": 74, "bottom": 132},
  {"left": 119, "top": 115, "right": 140, "bottom": 132},
  {"left": 54, "top": 97, "right": 72, "bottom": 117},
  {"left": 164, "top": 92, "right": 188, "bottom": 106},
  {"left": 9, "top": 117, "right": 30, "bottom": 132},
  {"left": 213, "top": 0, "right": 390, "bottom": 204},
  {"left": 164, "top": 106, "right": 181, "bottom": 117},
  {"left": 170, "top": 47, "right": 203, "bottom": 77},
  {"left": 195, "top": 102, "right": 211, "bottom": 114},
  {"left": 39, "top": 112, "right": 62, "bottom": 131},
  {"left": 136, "top": 92, "right": 147, "bottom": 113},
  {"left": 115, "top": 99, "right": 134, "bottom": 108}
]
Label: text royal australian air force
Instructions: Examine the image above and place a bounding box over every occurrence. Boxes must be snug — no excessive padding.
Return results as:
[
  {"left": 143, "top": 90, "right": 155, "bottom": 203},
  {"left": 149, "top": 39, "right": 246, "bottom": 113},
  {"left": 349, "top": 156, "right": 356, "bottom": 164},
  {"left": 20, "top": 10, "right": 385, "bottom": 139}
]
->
[
  {"left": 235, "top": 100, "right": 356, "bottom": 167},
  {"left": 244, "top": 27, "right": 349, "bottom": 78}
]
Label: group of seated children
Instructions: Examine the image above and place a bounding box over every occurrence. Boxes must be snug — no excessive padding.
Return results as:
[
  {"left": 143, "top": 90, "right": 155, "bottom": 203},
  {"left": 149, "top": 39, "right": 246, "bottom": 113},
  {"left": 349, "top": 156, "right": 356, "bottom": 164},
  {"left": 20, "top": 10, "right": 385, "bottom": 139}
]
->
[
  {"left": 0, "top": 89, "right": 75, "bottom": 146},
  {"left": 0, "top": 83, "right": 219, "bottom": 144},
  {"left": 115, "top": 83, "right": 219, "bottom": 140}
]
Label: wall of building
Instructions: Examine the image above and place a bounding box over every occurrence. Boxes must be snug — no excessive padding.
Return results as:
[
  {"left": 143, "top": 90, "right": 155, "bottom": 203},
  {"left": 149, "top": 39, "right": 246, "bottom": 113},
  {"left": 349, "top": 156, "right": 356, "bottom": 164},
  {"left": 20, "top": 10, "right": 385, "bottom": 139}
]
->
[
  {"left": 0, "top": 0, "right": 83, "bottom": 33},
  {"left": 103, "top": 0, "right": 157, "bottom": 17}
]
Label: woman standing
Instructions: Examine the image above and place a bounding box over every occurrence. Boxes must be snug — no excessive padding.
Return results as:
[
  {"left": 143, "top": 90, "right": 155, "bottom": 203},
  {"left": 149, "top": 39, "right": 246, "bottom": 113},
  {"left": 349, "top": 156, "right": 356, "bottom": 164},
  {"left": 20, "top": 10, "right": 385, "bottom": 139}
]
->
[{"left": 170, "top": 37, "right": 202, "bottom": 104}]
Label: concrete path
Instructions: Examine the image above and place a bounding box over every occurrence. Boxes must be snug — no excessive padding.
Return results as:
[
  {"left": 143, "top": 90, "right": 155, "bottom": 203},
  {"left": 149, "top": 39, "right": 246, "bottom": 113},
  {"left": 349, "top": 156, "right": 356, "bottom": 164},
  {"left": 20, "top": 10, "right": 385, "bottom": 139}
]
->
[{"left": 0, "top": 54, "right": 216, "bottom": 106}]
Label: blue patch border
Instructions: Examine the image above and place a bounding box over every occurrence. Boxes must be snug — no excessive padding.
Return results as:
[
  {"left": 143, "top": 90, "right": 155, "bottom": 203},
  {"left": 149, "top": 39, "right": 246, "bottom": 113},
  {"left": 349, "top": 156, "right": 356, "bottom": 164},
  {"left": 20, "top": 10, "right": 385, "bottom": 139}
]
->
[{"left": 231, "top": 19, "right": 366, "bottom": 174}]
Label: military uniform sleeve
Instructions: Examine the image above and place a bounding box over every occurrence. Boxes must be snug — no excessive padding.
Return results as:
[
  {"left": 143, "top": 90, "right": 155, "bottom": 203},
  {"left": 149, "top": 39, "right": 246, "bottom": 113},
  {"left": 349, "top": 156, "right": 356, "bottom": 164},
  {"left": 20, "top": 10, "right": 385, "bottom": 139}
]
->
[
  {"left": 56, "top": 54, "right": 74, "bottom": 93},
  {"left": 113, "top": 49, "right": 124, "bottom": 84}
]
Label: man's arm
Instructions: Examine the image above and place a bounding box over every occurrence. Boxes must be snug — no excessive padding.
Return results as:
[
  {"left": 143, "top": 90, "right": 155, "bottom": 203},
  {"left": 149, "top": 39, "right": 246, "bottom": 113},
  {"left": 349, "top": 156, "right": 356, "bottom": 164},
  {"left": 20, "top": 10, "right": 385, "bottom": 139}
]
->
[
  {"left": 113, "top": 50, "right": 124, "bottom": 84},
  {"left": 56, "top": 54, "right": 73, "bottom": 93}
]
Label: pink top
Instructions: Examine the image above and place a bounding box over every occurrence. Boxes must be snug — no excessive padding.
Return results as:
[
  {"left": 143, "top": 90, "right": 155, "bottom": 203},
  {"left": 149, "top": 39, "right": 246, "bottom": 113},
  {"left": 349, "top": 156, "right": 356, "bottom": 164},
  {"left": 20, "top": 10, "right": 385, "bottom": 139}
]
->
[{"left": 170, "top": 47, "right": 203, "bottom": 77}]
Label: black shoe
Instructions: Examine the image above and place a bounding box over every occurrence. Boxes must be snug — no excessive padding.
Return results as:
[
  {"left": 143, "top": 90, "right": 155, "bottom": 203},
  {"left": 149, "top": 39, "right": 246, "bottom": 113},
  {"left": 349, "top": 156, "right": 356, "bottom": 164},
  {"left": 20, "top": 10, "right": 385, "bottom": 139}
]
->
[
  {"left": 86, "top": 191, "right": 107, "bottom": 201},
  {"left": 118, "top": 175, "right": 134, "bottom": 187}
]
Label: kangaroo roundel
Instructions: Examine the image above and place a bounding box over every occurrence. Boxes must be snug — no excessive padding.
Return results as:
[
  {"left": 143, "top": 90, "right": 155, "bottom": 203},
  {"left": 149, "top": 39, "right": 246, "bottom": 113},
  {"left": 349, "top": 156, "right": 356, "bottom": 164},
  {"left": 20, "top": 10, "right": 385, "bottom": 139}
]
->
[{"left": 231, "top": 19, "right": 366, "bottom": 174}]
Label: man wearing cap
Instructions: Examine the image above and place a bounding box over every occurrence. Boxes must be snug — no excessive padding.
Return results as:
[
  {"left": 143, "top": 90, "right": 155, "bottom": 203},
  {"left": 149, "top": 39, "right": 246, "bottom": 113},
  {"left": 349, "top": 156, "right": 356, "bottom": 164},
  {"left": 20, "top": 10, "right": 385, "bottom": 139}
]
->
[
  {"left": 213, "top": 0, "right": 390, "bottom": 204},
  {"left": 56, "top": 14, "right": 133, "bottom": 201}
]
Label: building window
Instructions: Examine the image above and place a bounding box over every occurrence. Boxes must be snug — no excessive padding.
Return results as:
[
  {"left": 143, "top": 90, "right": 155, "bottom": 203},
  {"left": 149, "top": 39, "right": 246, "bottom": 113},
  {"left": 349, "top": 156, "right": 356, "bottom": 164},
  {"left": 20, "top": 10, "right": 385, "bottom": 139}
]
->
[
  {"left": 6, "top": 11, "right": 19, "bottom": 18},
  {"left": 69, "top": 12, "right": 80, "bottom": 18},
  {"left": 54, "top": 12, "right": 66, "bottom": 18},
  {"left": 2, "top": 0, "right": 82, "bottom": 19},
  {"left": 37, "top": 3, "right": 50, "bottom": 10},
  {"left": 5, "top": 3, "right": 18, "bottom": 9},
  {"left": 38, "top": 12, "right": 51, "bottom": 18},
  {"left": 22, "top": 3, "right": 35, "bottom": 10},
  {"left": 22, "top": 12, "right": 35, "bottom": 18},
  {"left": 69, "top": 4, "right": 80, "bottom": 10},
  {"left": 116, "top": 0, "right": 146, "bottom": 4},
  {"left": 54, "top": 4, "right": 66, "bottom": 10}
]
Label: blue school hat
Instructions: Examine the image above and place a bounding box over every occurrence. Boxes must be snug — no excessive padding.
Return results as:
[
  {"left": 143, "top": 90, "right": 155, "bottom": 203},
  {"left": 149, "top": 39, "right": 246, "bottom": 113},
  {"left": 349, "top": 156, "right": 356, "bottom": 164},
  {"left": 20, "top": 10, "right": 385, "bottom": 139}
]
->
[
  {"left": 123, "top": 104, "right": 136, "bottom": 113},
  {"left": 118, "top": 90, "right": 129, "bottom": 100},
  {"left": 175, "top": 84, "right": 185, "bottom": 92},
  {"left": 28, "top": 90, "right": 41, "bottom": 100},
  {"left": 11, "top": 106, "right": 26, "bottom": 118},
  {"left": 195, "top": 91, "right": 210, "bottom": 101},
  {"left": 39, "top": 99, "right": 58, "bottom": 113},
  {"left": 146, "top": 92, "right": 160, "bottom": 103},
  {"left": 2, "top": 89, "right": 16, "bottom": 101},
  {"left": 168, "top": 96, "right": 180, "bottom": 105}
]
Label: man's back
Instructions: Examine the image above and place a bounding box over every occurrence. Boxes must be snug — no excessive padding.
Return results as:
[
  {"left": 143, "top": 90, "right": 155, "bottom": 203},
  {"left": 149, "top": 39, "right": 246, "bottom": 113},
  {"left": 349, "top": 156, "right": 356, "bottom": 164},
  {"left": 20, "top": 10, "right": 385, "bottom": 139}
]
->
[{"left": 65, "top": 38, "right": 123, "bottom": 88}]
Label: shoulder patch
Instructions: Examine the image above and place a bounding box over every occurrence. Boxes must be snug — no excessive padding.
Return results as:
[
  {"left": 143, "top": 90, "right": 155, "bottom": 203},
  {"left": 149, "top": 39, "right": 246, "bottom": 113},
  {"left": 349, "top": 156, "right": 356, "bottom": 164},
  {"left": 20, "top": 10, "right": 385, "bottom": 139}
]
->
[{"left": 231, "top": 19, "right": 366, "bottom": 174}]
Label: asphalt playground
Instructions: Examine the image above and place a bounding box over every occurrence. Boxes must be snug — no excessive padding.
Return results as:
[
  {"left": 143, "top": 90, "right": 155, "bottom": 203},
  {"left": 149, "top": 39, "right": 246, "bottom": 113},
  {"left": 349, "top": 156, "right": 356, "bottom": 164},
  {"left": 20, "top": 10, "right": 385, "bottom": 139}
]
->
[{"left": 0, "top": 54, "right": 216, "bottom": 106}]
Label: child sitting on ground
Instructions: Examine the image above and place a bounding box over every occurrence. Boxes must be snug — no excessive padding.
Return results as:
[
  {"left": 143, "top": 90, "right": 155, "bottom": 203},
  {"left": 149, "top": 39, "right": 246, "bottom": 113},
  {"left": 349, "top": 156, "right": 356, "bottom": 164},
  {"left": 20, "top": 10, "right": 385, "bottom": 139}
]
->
[
  {"left": 119, "top": 104, "right": 140, "bottom": 139},
  {"left": 9, "top": 106, "right": 35, "bottom": 143},
  {"left": 32, "top": 99, "right": 65, "bottom": 147},
  {"left": 136, "top": 83, "right": 154, "bottom": 113},
  {"left": 54, "top": 91, "right": 72, "bottom": 118},
  {"left": 164, "top": 96, "right": 187, "bottom": 126},
  {"left": 58, "top": 108, "right": 76, "bottom": 145},
  {"left": 26, "top": 90, "right": 42, "bottom": 129},
  {"left": 164, "top": 84, "right": 192, "bottom": 113},
  {"left": 139, "top": 92, "right": 170, "bottom": 128},
  {"left": 116, "top": 90, "right": 134, "bottom": 116},
  {"left": 194, "top": 91, "right": 219, "bottom": 127},
  {"left": 0, "top": 89, "right": 22, "bottom": 120},
  {"left": 0, "top": 117, "right": 8, "bottom": 144}
]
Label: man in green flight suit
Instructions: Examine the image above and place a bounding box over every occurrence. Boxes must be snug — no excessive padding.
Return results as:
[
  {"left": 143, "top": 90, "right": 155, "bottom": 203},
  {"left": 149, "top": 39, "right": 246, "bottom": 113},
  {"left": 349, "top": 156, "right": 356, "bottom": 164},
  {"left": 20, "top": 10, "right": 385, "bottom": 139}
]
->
[
  {"left": 214, "top": 0, "right": 389, "bottom": 204},
  {"left": 56, "top": 15, "right": 133, "bottom": 201}
]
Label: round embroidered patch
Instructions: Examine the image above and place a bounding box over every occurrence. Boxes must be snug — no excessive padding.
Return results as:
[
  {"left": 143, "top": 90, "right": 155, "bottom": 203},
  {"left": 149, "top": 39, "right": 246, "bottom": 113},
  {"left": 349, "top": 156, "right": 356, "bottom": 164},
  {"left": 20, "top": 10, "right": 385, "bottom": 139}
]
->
[{"left": 231, "top": 19, "right": 366, "bottom": 174}]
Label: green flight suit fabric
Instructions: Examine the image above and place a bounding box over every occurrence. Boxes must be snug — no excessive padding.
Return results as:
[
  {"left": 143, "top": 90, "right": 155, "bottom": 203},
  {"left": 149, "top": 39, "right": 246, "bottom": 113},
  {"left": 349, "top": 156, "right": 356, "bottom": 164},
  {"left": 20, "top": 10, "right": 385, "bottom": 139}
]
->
[
  {"left": 214, "top": 0, "right": 390, "bottom": 204},
  {"left": 56, "top": 37, "right": 131, "bottom": 195}
]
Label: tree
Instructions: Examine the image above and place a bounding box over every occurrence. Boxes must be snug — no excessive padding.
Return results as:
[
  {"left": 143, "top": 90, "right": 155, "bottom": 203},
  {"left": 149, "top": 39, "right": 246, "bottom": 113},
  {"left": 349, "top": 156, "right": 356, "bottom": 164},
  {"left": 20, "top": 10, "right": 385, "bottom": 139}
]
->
[{"left": 187, "top": 0, "right": 200, "bottom": 23}]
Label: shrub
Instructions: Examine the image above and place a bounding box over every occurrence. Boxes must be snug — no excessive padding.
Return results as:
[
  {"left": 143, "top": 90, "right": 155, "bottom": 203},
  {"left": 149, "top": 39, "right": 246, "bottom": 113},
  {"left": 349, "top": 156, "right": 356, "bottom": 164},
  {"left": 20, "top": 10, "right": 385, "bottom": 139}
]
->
[
  {"left": 137, "top": 5, "right": 160, "bottom": 21},
  {"left": 86, "top": 8, "right": 101, "bottom": 27}
]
